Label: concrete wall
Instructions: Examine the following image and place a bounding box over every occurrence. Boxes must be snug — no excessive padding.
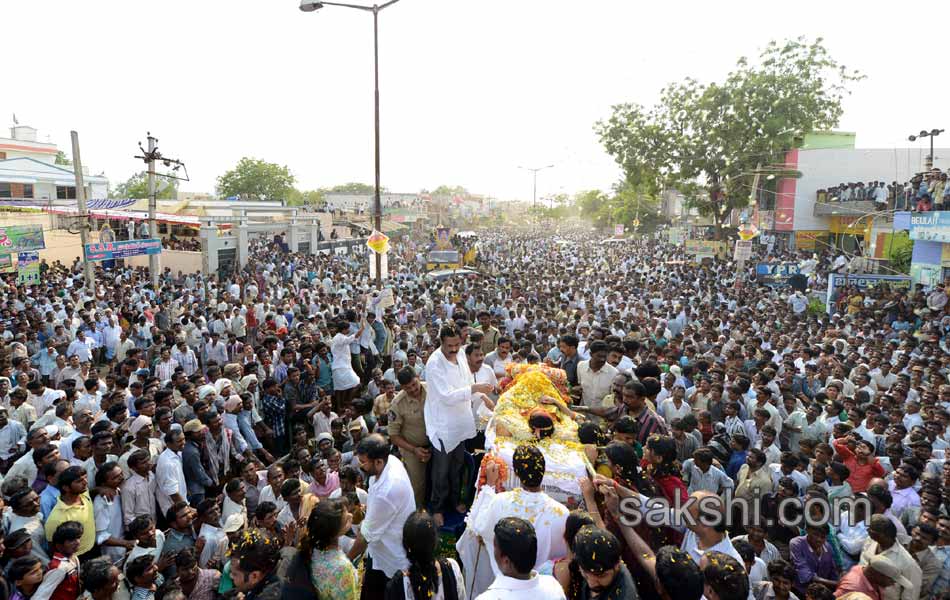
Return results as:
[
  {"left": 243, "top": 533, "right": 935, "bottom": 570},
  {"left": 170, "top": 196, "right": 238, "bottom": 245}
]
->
[
  {"left": 127, "top": 250, "right": 203, "bottom": 274},
  {"left": 792, "top": 147, "right": 950, "bottom": 232}
]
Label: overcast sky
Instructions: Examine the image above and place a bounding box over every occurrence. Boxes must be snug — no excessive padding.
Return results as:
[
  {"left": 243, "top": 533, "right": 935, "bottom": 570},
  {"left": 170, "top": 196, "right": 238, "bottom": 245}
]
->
[{"left": 2, "top": 1, "right": 947, "bottom": 202}]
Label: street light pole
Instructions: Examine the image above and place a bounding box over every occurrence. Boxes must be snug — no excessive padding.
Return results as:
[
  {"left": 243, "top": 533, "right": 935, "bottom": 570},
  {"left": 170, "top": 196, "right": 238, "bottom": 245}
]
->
[
  {"left": 147, "top": 134, "right": 159, "bottom": 289},
  {"left": 373, "top": 5, "right": 382, "bottom": 287},
  {"left": 908, "top": 128, "right": 944, "bottom": 171},
  {"left": 300, "top": 0, "right": 402, "bottom": 287},
  {"left": 518, "top": 164, "right": 554, "bottom": 209}
]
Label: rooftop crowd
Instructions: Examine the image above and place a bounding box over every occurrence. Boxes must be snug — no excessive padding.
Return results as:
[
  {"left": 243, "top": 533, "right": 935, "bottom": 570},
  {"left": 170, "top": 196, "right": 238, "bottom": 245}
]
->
[
  {"left": 0, "top": 223, "right": 947, "bottom": 600},
  {"left": 816, "top": 167, "right": 950, "bottom": 211}
]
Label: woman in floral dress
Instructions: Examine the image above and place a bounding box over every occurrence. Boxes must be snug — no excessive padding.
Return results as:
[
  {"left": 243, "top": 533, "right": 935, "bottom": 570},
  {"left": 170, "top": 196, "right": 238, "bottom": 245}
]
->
[{"left": 307, "top": 498, "right": 358, "bottom": 600}]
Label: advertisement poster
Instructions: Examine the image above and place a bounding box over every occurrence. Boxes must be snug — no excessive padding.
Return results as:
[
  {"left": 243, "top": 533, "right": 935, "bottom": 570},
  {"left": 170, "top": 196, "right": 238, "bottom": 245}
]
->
[
  {"left": 0, "top": 225, "right": 46, "bottom": 253},
  {"left": 684, "top": 240, "right": 727, "bottom": 259},
  {"left": 755, "top": 262, "right": 801, "bottom": 286},
  {"left": 826, "top": 273, "right": 912, "bottom": 313},
  {"left": 85, "top": 238, "right": 162, "bottom": 261},
  {"left": 16, "top": 252, "right": 40, "bottom": 285},
  {"left": 0, "top": 254, "right": 12, "bottom": 273},
  {"left": 909, "top": 212, "right": 950, "bottom": 243}
]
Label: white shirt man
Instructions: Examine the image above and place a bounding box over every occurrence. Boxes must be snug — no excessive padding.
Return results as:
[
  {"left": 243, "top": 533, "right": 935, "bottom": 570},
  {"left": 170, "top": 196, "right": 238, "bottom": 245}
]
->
[
  {"left": 0, "top": 412, "right": 26, "bottom": 461},
  {"left": 682, "top": 458, "right": 736, "bottom": 495},
  {"left": 204, "top": 337, "right": 228, "bottom": 366},
  {"left": 472, "top": 487, "right": 569, "bottom": 579},
  {"left": 471, "top": 362, "right": 498, "bottom": 433},
  {"left": 155, "top": 445, "right": 187, "bottom": 517},
  {"left": 360, "top": 454, "right": 416, "bottom": 578},
  {"left": 66, "top": 335, "right": 94, "bottom": 362},
  {"left": 171, "top": 345, "right": 198, "bottom": 377},
  {"left": 424, "top": 345, "right": 477, "bottom": 454},
  {"left": 28, "top": 387, "right": 65, "bottom": 417},
  {"left": 789, "top": 292, "right": 808, "bottom": 315},
  {"left": 576, "top": 360, "right": 618, "bottom": 408},
  {"left": 476, "top": 571, "right": 566, "bottom": 600},
  {"left": 154, "top": 357, "right": 179, "bottom": 385}
]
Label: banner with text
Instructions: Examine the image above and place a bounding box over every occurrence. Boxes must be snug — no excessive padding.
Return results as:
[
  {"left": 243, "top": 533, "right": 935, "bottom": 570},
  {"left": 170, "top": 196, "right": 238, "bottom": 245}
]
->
[
  {"left": 85, "top": 238, "right": 162, "bottom": 261},
  {"left": 755, "top": 262, "right": 801, "bottom": 286},
  {"left": 909, "top": 211, "right": 950, "bottom": 243},
  {"left": 16, "top": 252, "right": 39, "bottom": 285},
  {"left": 0, "top": 225, "right": 45, "bottom": 254},
  {"left": 826, "top": 273, "right": 912, "bottom": 314},
  {"left": 684, "top": 240, "right": 727, "bottom": 259}
]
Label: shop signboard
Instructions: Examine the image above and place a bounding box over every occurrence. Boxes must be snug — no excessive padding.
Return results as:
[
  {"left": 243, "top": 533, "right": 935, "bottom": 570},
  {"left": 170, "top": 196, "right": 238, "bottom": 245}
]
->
[
  {"left": 16, "top": 252, "right": 39, "bottom": 284},
  {"left": 684, "top": 240, "right": 727, "bottom": 259},
  {"left": 755, "top": 262, "right": 800, "bottom": 286},
  {"left": 909, "top": 212, "right": 950, "bottom": 243},
  {"left": 825, "top": 273, "right": 912, "bottom": 314},
  {"left": 0, "top": 225, "right": 45, "bottom": 253},
  {"left": 85, "top": 238, "right": 162, "bottom": 261}
]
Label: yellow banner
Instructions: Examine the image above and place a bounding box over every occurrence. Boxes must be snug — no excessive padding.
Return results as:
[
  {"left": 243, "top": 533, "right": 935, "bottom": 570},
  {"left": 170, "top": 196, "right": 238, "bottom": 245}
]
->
[
  {"left": 829, "top": 216, "right": 871, "bottom": 236},
  {"left": 795, "top": 230, "right": 828, "bottom": 250},
  {"left": 366, "top": 230, "right": 390, "bottom": 254}
]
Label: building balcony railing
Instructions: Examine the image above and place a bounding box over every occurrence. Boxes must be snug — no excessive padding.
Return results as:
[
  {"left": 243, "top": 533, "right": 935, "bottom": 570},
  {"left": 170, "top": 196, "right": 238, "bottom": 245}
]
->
[{"left": 812, "top": 200, "right": 878, "bottom": 217}]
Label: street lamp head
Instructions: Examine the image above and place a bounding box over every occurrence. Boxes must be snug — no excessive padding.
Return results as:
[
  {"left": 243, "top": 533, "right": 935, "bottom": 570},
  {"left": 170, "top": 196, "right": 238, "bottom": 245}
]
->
[
  {"left": 909, "top": 135, "right": 918, "bottom": 142},
  {"left": 920, "top": 130, "right": 929, "bottom": 138},
  {"left": 932, "top": 129, "right": 945, "bottom": 136},
  {"left": 299, "top": 0, "right": 324, "bottom": 11}
]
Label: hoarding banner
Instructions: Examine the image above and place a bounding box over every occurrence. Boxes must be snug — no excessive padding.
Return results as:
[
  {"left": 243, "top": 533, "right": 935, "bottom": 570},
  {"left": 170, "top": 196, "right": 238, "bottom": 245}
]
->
[
  {"left": 667, "top": 228, "right": 685, "bottom": 245},
  {"left": 755, "top": 262, "right": 801, "bottom": 286},
  {"left": 0, "top": 225, "right": 45, "bottom": 253},
  {"left": 684, "top": 240, "right": 727, "bottom": 258},
  {"left": 85, "top": 238, "right": 162, "bottom": 261},
  {"left": 909, "top": 211, "right": 950, "bottom": 243},
  {"left": 0, "top": 254, "right": 12, "bottom": 273},
  {"left": 16, "top": 252, "right": 39, "bottom": 285},
  {"left": 734, "top": 240, "right": 753, "bottom": 261},
  {"left": 614, "top": 224, "right": 625, "bottom": 236},
  {"left": 826, "top": 273, "right": 912, "bottom": 313}
]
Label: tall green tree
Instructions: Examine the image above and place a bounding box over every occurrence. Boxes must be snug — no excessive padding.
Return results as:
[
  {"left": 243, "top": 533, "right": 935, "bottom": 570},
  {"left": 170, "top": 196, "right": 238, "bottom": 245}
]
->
[
  {"left": 329, "top": 182, "right": 377, "bottom": 195},
  {"left": 285, "top": 188, "right": 328, "bottom": 207},
  {"left": 431, "top": 185, "right": 469, "bottom": 197},
  {"left": 574, "top": 183, "right": 663, "bottom": 232},
  {"left": 55, "top": 151, "right": 72, "bottom": 166},
  {"left": 595, "top": 37, "right": 862, "bottom": 236},
  {"left": 217, "top": 158, "right": 295, "bottom": 201},
  {"left": 109, "top": 172, "right": 177, "bottom": 199}
]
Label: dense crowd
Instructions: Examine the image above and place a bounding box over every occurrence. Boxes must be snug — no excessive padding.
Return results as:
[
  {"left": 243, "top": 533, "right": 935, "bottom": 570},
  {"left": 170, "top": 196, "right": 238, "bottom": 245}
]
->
[
  {"left": 0, "top": 224, "right": 947, "bottom": 600},
  {"left": 817, "top": 168, "right": 949, "bottom": 211}
]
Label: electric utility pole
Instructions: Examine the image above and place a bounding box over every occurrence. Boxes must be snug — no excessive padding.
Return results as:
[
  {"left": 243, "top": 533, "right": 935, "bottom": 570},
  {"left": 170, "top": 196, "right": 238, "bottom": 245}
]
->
[
  {"left": 135, "top": 134, "right": 189, "bottom": 290},
  {"left": 71, "top": 131, "right": 95, "bottom": 293}
]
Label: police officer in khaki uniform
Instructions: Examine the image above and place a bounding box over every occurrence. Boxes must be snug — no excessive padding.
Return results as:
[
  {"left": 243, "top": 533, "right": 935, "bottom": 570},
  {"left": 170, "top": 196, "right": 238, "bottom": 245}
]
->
[{"left": 388, "top": 367, "right": 429, "bottom": 508}]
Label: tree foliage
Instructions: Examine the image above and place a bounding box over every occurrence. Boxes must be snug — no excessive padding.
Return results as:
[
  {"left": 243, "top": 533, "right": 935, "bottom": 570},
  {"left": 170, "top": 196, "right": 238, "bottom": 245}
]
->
[
  {"left": 109, "top": 172, "right": 177, "bottom": 199},
  {"left": 329, "top": 182, "right": 377, "bottom": 195},
  {"left": 285, "top": 188, "right": 327, "bottom": 207},
  {"left": 574, "top": 182, "right": 664, "bottom": 232},
  {"left": 55, "top": 151, "right": 72, "bottom": 166},
  {"left": 595, "top": 37, "right": 862, "bottom": 235},
  {"left": 217, "top": 158, "right": 296, "bottom": 201},
  {"left": 885, "top": 231, "right": 913, "bottom": 274},
  {"left": 431, "top": 185, "right": 469, "bottom": 197}
]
